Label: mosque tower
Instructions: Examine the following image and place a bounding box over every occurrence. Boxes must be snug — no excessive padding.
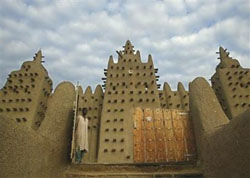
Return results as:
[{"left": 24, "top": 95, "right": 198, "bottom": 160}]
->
[
  {"left": 211, "top": 47, "right": 250, "bottom": 120},
  {"left": 96, "top": 40, "right": 191, "bottom": 163},
  {"left": 97, "top": 40, "right": 162, "bottom": 163},
  {"left": 0, "top": 50, "right": 52, "bottom": 130}
]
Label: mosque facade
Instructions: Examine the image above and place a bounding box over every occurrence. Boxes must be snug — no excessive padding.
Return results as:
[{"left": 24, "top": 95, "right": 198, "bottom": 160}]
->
[{"left": 0, "top": 41, "right": 249, "bottom": 178}]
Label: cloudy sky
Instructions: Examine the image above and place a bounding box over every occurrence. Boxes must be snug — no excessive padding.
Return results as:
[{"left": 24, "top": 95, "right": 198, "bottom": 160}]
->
[{"left": 0, "top": 0, "right": 249, "bottom": 91}]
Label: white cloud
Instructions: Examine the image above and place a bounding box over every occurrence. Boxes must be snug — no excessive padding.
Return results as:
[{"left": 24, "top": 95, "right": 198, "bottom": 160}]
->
[{"left": 0, "top": 0, "right": 249, "bottom": 91}]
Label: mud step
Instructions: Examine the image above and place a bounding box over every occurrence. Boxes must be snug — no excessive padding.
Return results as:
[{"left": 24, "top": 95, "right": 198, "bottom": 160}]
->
[
  {"left": 65, "top": 172, "right": 203, "bottom": 178},
  {"left": 65, "top": 164, "right": 203, "bottom": 178}
]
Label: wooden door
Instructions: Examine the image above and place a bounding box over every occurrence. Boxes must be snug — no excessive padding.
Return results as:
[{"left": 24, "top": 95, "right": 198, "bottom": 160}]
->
[{"left": 133, "top": 108, "right": 196, "bottom": 163}]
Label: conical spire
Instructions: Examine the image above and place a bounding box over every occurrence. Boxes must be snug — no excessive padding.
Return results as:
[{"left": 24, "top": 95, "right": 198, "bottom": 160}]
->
[
  {"left": 123, "top": 40, "right": 135, "bottom": 54},
  {"left": 216, "top": 46, "right": 241, "bottom": 70},
  {"left": 33, "top": 50, "right": 43, "bottom": 63},
  {"left": 177, "top": 82, "right": 185, "bottom": 92},
  {"left": 94, "top": 84, "right": 103, "bottom": 95},
  {"left": 108, "top": 55, "right": 114, "bottom": 68},
  {"left": 135, "top": 50, "right": 142, "bottom": 63},
  {"left": 147, "top": 54, "right": 153, "bottom": 64},
  {"left": 163, "top": 82, "right": 172, "bottom": 92},
  {"left": 219, "top": 46, "right": 230, "bottom": 61},
  {"left": 84, "top": 86, "right": 92, "bottom": 96}
]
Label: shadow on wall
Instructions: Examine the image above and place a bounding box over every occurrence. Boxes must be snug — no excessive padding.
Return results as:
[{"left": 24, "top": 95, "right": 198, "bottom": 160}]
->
[
  {"left": 189, "top": 77, "right": 250, "bottom": 178},
  {"left": 0, "top": 81, "right": 75, "bottom": 178}
]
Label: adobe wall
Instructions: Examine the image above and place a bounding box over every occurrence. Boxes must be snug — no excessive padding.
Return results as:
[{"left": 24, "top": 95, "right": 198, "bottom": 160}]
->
[
  {"left": 39, "top": 81, "right": 75, "bottom": 144},
  {"left": 97, "top": 41, "right": 191, "bottom": 164},
  {"left": 0, "top": 115, "right": 63, "bottom": 178},
  {"left": 189, "top": 77, "right": 250, "bottom": 178},
  {"left": 38, "top": 81, "right": 75, "bottom": 167},
  {"left": 205, "top": 109, "right": 250, "bottom": 178},
  {"left": 98, "top": 41, "right": 162, "bottom": 163},
  {"left": 76, "top": 85, "right": 103, "bottom": 163},
  {"left": 1, "top": 43, "right": 249, "bottom": 177},
  {"left": 211, "top": 47, "right": 250, "bottom": 120},
  {"left": 0, "top": 50, "right": 52, "bottom": 130},
  {"left": 0, "top": 81, "right": 76, "bottom": 178},
  {"left": 160, "top": 82, "right": 189, "bottom": 111}
]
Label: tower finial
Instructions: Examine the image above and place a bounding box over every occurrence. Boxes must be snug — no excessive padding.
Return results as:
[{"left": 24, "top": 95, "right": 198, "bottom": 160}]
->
[
  {"left": 123, "top": 40, "right": 135, "bottom": 54},
  {"left": 219, "top": 46, "right": 230, "bottom": 61},
  {"left": 33, "top": 50, "right": 44, "bottom": 63}
]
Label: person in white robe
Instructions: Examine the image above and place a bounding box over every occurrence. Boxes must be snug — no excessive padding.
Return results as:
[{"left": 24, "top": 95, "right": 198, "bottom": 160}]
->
[{"left": 75, "top": 108, "right": 88, "bottom": 163}]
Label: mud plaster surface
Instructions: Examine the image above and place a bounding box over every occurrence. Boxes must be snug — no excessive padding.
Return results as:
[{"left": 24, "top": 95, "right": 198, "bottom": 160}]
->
[{"left": 189, "top": 77, "right": 250, "bottom": 178}]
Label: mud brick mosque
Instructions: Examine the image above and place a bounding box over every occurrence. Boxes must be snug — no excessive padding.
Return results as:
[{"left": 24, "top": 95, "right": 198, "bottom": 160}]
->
[{"left": 0, "top": 41, "right": 249, "bottom": 178}]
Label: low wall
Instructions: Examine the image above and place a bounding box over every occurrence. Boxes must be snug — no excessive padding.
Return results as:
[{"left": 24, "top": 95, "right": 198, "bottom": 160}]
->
[
  {"left": 189, "top": 77, "right": 250, "bottom": 178},
  {"left": 38, "top": 81, "right": 75, "bottom": 158},
  {"left": 205, "top": 109, "right": 250, "bottom": 177},
  {"left": 0, "top": 81, "right": 76, "bottom": 178},
  {"left": 0, "top": 115, "right": 64, "bottom": 178}
]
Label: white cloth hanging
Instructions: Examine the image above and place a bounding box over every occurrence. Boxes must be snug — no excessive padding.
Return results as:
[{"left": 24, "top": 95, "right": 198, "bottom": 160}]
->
[{"left": 75, "top": 115, "right": 89, "bottom": 152}]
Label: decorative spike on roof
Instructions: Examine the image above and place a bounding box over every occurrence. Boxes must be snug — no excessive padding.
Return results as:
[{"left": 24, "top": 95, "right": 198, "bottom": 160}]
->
[
  {"left": 177, "top": 82, "right": 185, "bottom": 92},
  {"left": 94, "top": 85, "right": 103, "bottom": 95},
  {"left": 136, "top": 50, "right": 142, "bottom": 62},
  {"left": 84, "top": 86, "right": 92, "bottom": 96},
  {"left": 163, "top": 82, "right": 172, "bottom": 92},
  {"left": 108, "top": 55, "right": 114, "bottom": 68},
  {"left": 219, "top": 46, "right": 230, "bottom": 61},
  {"left": 34, "top": 50, "right": 44, "bottom": 63},
  {"left": 122, "top": 40, "right": 135, "bottom": 54},
  {"left": 147, "top": 54, "right": 153, "bottom": 64},
  {"left": 215, "top": 46, "right": 241, "bottom": 70}
]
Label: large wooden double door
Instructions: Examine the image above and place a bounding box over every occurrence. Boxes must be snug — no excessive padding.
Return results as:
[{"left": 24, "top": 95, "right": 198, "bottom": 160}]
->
[{"left": 133, "top": 108, "right": 196, "bottom": 163}]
